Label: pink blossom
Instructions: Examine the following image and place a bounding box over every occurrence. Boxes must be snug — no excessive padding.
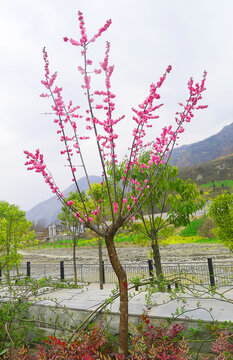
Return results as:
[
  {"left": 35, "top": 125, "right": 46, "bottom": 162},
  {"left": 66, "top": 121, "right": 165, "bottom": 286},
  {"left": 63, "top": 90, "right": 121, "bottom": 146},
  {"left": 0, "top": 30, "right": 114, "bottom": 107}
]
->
[
  {"left": 67, "top": 200, "right": 74, "bottom": 206},
  {"left": 70, "top": 38, "right": 80, "bottom": 46},
  {"left": 113, "top": 201, "right": 118, "bottom": 213},
  {"left": 122, "top": 198, "right": 127, "bottom": 204}
]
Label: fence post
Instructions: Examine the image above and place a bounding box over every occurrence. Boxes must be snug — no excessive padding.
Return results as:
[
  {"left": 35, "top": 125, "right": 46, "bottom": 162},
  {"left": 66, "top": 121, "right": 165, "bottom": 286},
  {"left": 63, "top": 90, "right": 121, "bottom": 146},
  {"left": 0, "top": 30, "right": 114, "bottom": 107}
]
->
[
  {"left": 26, "top": 262, "right": 31, "bottom": 278},
  {"left": 60, "top": 261, "right": 65, "bottom": 280},
  {"left": 178, "top": 263, "right": 181, "bottom": 283},
  {"left": 80, "top": 264, "right": 83, "bottom": 282},
  {"left": 148, "top": 259, "right": 153, "bottom": 277},
  {"left": 207, "top": 258, "right": 215, "bottom": 287},
  {"left": 102, "top": 261, "right": 105, "bottom": 284}
]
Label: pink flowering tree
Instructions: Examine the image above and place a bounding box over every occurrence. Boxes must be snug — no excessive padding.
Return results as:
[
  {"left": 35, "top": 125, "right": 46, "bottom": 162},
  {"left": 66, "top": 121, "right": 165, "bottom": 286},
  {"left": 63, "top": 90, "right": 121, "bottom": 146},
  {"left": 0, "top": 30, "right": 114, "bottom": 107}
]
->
[{"left": 24, "top": 11, "right": 207, "bottom": 355}]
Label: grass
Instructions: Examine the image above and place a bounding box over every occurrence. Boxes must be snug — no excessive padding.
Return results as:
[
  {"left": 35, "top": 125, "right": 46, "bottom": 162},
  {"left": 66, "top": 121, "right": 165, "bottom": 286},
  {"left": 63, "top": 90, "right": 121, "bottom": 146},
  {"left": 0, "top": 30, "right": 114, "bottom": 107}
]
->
[
  {"left": 200, "top": 179, "right": 233, "bottom": 189},
  {"left": 33, "top": 233, "right": 139, "bottom": 249},
  {"left": 193, "top": 237, "right": 219, "bottom": 243},
  {"left": 160, "top": 235, "right": 219, "bottom": 245},
  {"left": 179, "top": 217, "right": 206, "bottom": 237}
]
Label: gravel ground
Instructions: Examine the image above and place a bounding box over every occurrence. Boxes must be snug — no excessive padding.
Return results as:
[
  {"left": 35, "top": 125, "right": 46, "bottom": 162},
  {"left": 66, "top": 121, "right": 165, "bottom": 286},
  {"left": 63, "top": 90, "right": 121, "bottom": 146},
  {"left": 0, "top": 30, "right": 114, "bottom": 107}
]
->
[{"left": 19, "top": 242, "right": 233, "bottom": 265}]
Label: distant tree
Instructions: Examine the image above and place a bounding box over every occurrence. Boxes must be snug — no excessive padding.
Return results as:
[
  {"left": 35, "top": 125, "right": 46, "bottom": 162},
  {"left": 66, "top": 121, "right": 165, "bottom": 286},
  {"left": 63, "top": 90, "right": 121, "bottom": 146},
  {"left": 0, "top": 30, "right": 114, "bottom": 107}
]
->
[
  {"left": 0, "top": 201, "right": 34, "bottom": 280},
  {"left": 208, "top": 192, "right": 233, "bottom": 250},
  {"left": 124, "top": 153, "right": 206, "bottom": 278},
  {"left": 58, "top": 191, "right": 89, "bottom": 285},
  {"left": 86, "top": 182, "right": 109, "bottom": 289}
]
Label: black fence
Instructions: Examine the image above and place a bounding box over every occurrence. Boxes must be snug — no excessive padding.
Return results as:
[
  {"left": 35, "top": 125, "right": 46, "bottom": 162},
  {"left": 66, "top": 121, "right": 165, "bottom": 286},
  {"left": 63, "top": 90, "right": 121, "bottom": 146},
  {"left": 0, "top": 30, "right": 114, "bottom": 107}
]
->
[{"left": 0, "top": 258, "right": 233, "bottom": 287}]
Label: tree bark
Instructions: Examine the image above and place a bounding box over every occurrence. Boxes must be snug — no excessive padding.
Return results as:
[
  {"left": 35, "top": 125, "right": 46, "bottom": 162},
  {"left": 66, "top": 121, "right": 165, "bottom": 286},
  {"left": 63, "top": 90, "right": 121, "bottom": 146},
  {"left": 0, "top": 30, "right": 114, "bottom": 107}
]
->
[
  {"left": 73, "top": 237, "right": 77, "bottom": 286},
  {"left": 105, "top": 233, "right": 128, "bottom": 356},
  {"left": 6, "top": 235, "right": 10, "bottom": 282},
  {"left": 151, "top": 237, "right": 163, "bottom": 278},
  {"left": 98, "top": 237, "right": 103, "bottom": 290}
]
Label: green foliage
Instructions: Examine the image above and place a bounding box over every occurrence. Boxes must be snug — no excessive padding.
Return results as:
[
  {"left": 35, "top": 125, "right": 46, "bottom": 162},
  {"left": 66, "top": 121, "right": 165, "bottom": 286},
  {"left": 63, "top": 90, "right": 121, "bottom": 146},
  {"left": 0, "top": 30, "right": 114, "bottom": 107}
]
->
[
  {"left": 0, "top": 201, "right": 34, "bottom": 278},
  {"left": 14, "top": 276, "right": 82, "bottom": 289},
  {"left": 208, "top": 192, "right": 233, "bottom": 249},
  {"left": 0, "top": 287, "right": 37, "bottom": 353}
]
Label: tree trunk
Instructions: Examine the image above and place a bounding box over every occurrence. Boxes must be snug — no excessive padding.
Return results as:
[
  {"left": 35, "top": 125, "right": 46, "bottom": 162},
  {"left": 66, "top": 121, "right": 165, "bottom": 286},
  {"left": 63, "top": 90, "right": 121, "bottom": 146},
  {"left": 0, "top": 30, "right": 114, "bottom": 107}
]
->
[
  {"left": 98, "top": 237, "right": 103, "bottom": 290},
  {"left": 105, "top": 233, "right": 128, "bottom": 356},
  {"left": 16, "top": 263, "right": 19, "bottom": 277},
  {"left": 73, "top": 237, "right": 77, "bottom": 286},
  {"left": 151, "top": 237, "right": 163, "bottom": 278},
  {"left": 6, "top": 236, "right": 10, "bottom": 282}
]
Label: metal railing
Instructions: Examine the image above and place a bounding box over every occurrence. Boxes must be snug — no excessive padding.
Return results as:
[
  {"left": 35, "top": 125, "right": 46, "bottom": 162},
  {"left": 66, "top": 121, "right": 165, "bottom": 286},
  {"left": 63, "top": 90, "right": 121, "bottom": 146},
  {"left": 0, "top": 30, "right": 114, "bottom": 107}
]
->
[{"left": 0, "top": 259, "right": 233, "bottom": 286}]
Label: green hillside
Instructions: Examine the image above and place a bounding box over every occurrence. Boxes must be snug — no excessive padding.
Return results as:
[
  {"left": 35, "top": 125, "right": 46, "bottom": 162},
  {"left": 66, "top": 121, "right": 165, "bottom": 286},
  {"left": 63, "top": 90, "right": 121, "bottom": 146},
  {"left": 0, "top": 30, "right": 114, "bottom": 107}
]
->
[{"left": 178, "top": 153, "right": 233, "bottom": 190}]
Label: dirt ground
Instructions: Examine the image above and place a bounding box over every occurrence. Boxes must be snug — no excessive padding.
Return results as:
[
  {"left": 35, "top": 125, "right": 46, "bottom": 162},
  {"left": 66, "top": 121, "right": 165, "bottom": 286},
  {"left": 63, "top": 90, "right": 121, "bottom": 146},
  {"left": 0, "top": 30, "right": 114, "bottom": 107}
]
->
[{"left": 19, "top": 242, "right": 233, "bottom": 264}]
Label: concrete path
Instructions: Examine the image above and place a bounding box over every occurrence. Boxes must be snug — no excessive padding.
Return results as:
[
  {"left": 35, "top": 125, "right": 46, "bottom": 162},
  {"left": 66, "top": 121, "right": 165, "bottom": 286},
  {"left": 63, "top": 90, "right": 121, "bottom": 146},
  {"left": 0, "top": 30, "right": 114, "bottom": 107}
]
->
[{"left": 29, "top": 283, "right": 233, "bottom": 323}]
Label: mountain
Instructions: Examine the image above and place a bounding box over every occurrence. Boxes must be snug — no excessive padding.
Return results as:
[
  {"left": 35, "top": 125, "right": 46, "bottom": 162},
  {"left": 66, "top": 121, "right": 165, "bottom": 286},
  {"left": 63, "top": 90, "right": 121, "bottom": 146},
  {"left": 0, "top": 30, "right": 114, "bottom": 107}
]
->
[
  {"left": 171, "top": 122, "right": 233, "bottom": 167},
  {"left": 26, "top": 175, "right": 101, "bottom": 226},
  {"left": 178, "top": 152, "right": 233, "bottom": 185}
]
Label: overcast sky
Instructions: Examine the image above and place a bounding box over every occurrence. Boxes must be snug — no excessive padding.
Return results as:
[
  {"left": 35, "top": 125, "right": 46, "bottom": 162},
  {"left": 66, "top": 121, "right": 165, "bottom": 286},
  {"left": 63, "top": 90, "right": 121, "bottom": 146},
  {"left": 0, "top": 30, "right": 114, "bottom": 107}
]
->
[{"left": 1, "top": 0, "right": 233, "bottom": 211}]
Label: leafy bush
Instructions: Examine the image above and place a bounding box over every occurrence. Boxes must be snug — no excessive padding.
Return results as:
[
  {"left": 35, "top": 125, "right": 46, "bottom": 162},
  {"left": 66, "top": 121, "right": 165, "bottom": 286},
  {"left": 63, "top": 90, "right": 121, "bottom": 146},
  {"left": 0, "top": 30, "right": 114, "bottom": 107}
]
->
[
  {"left": 129, "top": 314, "right": 190, "bottom": 359},
  {"left": 5, "top": 316, "right": 190, "bottom": 359},
  {"left": 4, "top": 324, "right": 109, "bottom": 360},
  {"left": 5, "top": 315, "right": 233, "bottom": 359}
]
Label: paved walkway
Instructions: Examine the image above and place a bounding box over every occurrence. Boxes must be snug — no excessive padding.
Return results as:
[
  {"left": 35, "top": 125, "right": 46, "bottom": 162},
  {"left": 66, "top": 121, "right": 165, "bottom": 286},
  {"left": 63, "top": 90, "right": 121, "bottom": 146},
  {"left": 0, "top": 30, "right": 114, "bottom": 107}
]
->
[{"left": 29, "top": 283, "right": 233, "bottom": 323}]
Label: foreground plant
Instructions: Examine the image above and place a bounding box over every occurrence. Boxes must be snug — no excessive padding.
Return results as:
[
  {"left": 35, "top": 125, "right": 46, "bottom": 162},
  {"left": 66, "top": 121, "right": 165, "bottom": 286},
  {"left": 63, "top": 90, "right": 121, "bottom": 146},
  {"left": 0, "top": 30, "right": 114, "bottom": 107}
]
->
[
  {"left": 7, "top": 316, "right": 233, "bottom": 359},
  {"left": 24, "top": 11, "right": 207, "bottom": 354}
]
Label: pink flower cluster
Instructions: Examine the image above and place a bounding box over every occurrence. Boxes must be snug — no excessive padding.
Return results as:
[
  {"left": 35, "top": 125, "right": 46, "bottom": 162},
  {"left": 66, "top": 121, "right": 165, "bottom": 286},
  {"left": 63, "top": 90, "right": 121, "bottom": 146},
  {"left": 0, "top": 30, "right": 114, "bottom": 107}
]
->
[
  {"left": 119, "top": 70, "right": 207, "bottom": 217},
  {"left": 24, "top": 11, "right": 208, "bottom": 228},
  {"left": 63, "top": 11, "right": 111, "bottom": 47},
  {"left": 24, "top": 149, "right": 62, "bottom": 198}
]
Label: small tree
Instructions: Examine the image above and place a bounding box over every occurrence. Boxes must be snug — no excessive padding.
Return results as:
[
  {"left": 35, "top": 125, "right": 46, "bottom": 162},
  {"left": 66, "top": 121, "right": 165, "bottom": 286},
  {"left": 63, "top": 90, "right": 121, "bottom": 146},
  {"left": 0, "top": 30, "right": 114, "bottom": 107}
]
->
[
  {"left": 128, "top": 157, "right": 205, "bottom": 278},
  {"left": 208, "top": 192, "right": 233, "bottom": 250},
  {"left": 0, "top": 201, "right": 34, "bottom": 280},
  {"left": 87, "top": 182, "right": 109, "bottom": 289},
  {"left": 24, "top": 11, "right": 207, "bottom": 354},
  {"left": 58, "top": 191, "right": 88, "bottom": 285}
]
